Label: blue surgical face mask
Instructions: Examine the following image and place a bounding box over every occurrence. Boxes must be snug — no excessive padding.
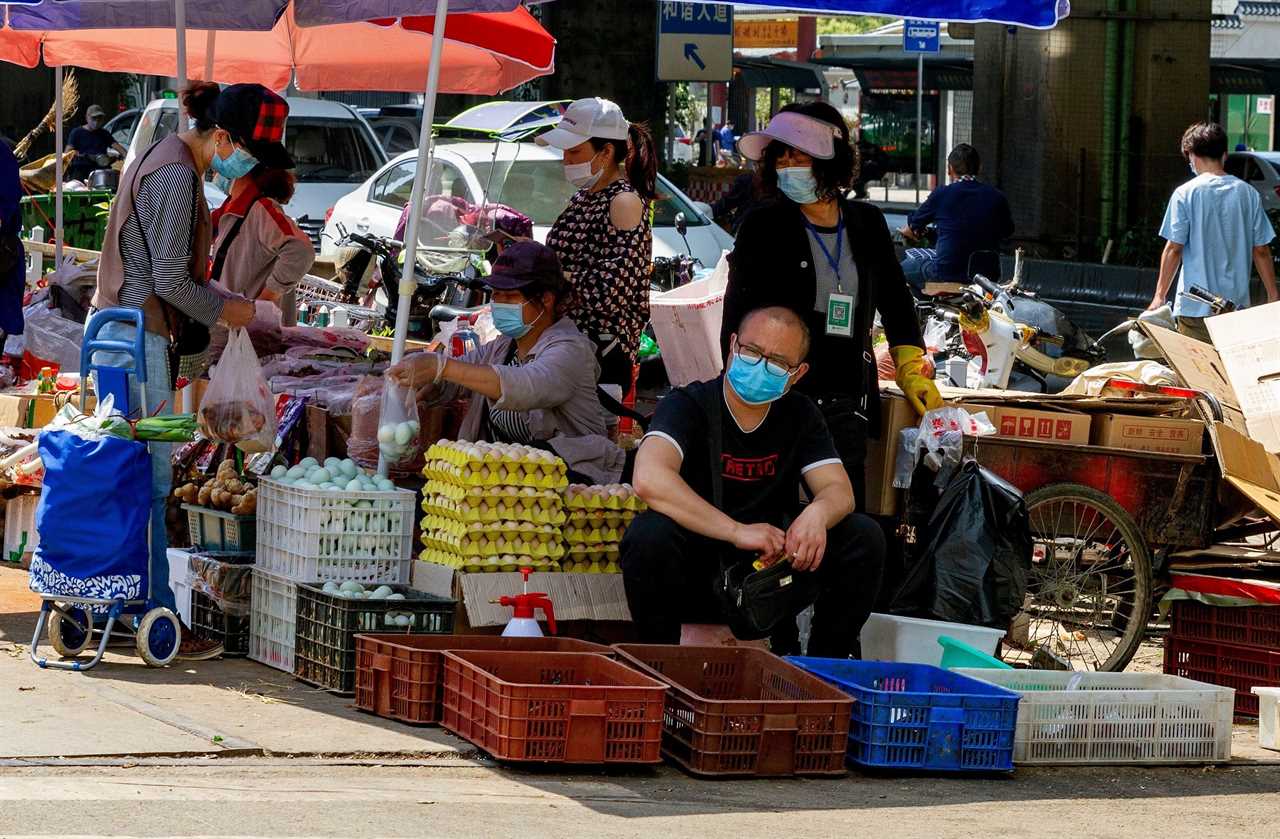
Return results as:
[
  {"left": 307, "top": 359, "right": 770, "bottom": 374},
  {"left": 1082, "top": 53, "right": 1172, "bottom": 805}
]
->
[
  {"left": 777, "top": 166, "right": 819, "bottom": 205},
  {"left": 491, "top": 300, "right": 542, "bottom": 339},
  {"left": 212, "top": 144, "right": 259, "bottom": 181},
  {"left": 726, "top": 352, "right": 792, "bottom": 406}
]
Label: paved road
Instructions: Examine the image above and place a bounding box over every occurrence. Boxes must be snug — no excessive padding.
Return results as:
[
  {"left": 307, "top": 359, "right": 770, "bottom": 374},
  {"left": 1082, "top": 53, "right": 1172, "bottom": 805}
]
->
[{"left": 0, "top": 760, "right": 1277, "bottom": 838}]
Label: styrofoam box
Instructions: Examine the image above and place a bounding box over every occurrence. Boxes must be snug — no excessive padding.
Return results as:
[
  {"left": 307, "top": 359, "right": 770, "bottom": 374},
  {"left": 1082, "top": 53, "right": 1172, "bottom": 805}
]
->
[
  {"left": 248, "top": 568, "right": 297, "bottom": 673},
  {"left": 165, "top": 548, "right": 193, "bottom": 627},
  {"left": 256, "top": 477, "right": 414, "bottom": 583},
  {"left": 4, "top": 493, "right": 39, "bottom": 561},
  {"left": 959, "top": 669, "right": 1235, "bottom": 765},
  {"left": 649, "top": 278, "right": 725, "bottom": 388},
  {"left": 1255, "top": 687, "right": 1280, "bottom": 752},
  {"left": 860, "top": 613, "right": 1005, "bottom": 667}
]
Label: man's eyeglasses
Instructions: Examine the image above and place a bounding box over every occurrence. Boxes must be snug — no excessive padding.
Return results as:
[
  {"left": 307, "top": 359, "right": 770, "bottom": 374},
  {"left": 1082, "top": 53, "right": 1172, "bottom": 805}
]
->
[{"left": 735, "top": 341, "right": 803, "bottom": 376}]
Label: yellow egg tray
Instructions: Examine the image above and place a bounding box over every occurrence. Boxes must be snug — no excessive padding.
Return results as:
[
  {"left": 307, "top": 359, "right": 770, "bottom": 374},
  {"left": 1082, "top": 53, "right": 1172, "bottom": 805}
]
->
[
  {"left": 560, "top": 559, "right": 621, "bottom": 574},
  {"left": 562, "top": 525, "right": 626, "bottom": 546},
  {"left": 420, "top": 516, "right": 561, "bottom": 544},
  {"left": 421, "top": 497, "right": 567, "bottom": 527},
  {"left": 567, "top": 510, "right": 636, "bottom": 530},
  {"left": 421, "top": 465, "right": 570, "bottom": 491},
  {"left": 420, "top": 532, "right": 566, "bottom": 560},
  {"left": 564, "top": 485, "right": 646, "bottom": 512},
  {"left": 419, "top": 548, "right": 562, "bottom": 574}
]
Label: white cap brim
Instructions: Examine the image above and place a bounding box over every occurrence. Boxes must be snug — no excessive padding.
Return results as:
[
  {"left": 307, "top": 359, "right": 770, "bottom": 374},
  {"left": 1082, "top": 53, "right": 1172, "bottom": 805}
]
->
[{"left": 536, "top": 126, "right": 587, "bottom": 150}]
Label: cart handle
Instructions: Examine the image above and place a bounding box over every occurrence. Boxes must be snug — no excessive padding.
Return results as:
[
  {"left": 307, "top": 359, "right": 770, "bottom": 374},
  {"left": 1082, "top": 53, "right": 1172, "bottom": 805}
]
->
[{"left": 1100, "top": 378, "right": 1224, "bottom": 423}]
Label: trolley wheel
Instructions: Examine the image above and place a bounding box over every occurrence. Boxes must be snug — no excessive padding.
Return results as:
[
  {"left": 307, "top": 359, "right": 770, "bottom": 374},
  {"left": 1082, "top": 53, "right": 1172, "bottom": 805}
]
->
[
  {"left": 1010, "top": 483, "right": 1153, "bottom": 672},
  {"left": 135, "top": 608, "right": 181, "bottom": 667},
  {"left": 48, "top": 605, "right": 93, "bottom": 657}
]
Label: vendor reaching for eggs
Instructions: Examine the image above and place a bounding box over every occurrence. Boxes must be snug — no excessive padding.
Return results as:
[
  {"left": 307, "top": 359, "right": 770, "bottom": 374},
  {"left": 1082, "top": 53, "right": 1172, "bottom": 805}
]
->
[{"left": 387, "top": 241, "right": 625, "bottom": 485}]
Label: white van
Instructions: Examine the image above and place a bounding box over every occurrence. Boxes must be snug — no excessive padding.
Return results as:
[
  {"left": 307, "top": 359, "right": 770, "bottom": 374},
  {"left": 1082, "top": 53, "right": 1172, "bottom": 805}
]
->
[{"left": 124, "top": 97, "right": 388, "bottom": 249}]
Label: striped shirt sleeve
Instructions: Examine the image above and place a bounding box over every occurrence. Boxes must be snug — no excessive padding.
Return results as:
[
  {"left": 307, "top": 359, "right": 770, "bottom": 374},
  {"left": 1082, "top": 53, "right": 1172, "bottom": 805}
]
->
[{"left": 132, "top": 163, "right": 224, "bottom": 327}]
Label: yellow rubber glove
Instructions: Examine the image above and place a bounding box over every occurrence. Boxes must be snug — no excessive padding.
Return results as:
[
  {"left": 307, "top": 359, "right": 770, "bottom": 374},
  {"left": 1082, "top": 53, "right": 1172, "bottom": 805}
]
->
[{"left": 890, "top": 345, "right": 944, "bottom": 416}]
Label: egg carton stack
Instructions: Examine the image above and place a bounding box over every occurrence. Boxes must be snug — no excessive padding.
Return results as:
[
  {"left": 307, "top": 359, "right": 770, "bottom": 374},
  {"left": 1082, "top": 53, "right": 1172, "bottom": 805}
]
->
[
  {"left": 419, "top": 441, "right": 568, "bottom": 573},
  {"left": 561, "top": 484, "right": 646, "bottom": 574},
  {"left": 250, "top": 456, "right": 415, "bottom": 674}
]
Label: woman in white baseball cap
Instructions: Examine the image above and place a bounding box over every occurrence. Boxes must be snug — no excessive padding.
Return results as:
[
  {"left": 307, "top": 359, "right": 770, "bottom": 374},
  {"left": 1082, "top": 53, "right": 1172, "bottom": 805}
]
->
[
  {"left": 721, "top": 101, "right": 937, "bottom": 525},
  {"left": 539, "top": 98, "right": 659, "bottom": 402}
]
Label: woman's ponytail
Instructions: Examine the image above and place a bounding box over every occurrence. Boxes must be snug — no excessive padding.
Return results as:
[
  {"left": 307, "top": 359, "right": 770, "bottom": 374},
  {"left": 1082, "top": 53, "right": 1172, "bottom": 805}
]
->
[{"left": 624, "top": 122, "right": 658, "bottom": 203}]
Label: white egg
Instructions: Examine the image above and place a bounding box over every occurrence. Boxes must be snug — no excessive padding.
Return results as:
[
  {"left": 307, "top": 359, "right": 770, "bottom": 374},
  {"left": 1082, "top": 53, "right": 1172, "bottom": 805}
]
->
[
  {"left": 340, "top": 460, "right": 359, "bottom": 478},
  {"left": 394, "top": 615, "right": 412, "bottom": 627},
  {"left": 322, "top": 581, "right": 340, "bottom": 594},
  {"left": 286, "top": 465, "right": 306, "bottom": 480},
  {"left": 271, "top": 465, "right": 287, "bottom": 479},
  {"left": 384, "top": 613, "right": 396, "bottom": 626},
  {"left": 300, "top": 457, "right": 318, "bottom": 469},
  {"left": 371, "top": 585, "right": 394, "bottom": 599},
  {"left": 345, "top": 478, "right": 364, "bottom": 492},
  {"left": 394, "top": 423, "right": 413, "bottom": 446},
  {"left": 386, "top": 593, "right": 406, "bottom": 601},
  {"left": 339, "top": 581, "right": 364, "bottom": 593},
  {"left": 311, "top": 468, "right": 331, "bottom": 483},
  {"left": 377, "top": 424, "right": 397, "bottom": 444}
]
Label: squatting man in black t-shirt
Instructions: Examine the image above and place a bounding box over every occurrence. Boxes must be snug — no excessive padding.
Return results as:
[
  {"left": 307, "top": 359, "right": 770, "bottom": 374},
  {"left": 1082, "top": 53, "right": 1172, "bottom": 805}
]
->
[{"left": 621, "top": 306, "right": 886, "bottom": 657}]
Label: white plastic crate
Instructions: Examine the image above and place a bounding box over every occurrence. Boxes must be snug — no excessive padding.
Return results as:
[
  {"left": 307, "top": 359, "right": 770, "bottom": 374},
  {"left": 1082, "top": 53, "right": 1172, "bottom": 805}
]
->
[
  {"left": 1255, "top": 687, "right": 1280, "bottom": 752},
  {"left": 957, "top": 669, "right": 1235, "bottom": 765},
  {"left": 860, "top": 613, "right": 1005, "bottom": 667},
  {"left": 248, "top": 568, "right": 297, "bottom": 673},
  {"left": 649, "top": 277, "right": 725, "bottom": 387},
  {"left": 166, "top": 548, "right": 193, "bottom": 627},
  {"left": 256, "top": 477, "right": 414, "bottom": 584},
  {"left": 4, "top": 493, "right": 40, "bottom": 563}
]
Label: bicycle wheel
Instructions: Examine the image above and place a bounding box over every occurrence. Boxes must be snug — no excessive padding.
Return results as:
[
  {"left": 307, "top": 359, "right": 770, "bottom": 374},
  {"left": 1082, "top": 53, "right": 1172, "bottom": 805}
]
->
[{"left": 1010, "top": 483, "right": 1152, "bottom": 672}]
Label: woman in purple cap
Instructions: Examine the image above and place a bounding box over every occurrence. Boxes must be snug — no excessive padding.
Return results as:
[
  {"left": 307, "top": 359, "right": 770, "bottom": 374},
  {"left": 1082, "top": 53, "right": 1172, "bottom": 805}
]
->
[
  {"left": 723, "top": 102, "right": 938, "bottom": 510},
  {"left": 387, "top": 240, "right": 625, "bottom": 484}
]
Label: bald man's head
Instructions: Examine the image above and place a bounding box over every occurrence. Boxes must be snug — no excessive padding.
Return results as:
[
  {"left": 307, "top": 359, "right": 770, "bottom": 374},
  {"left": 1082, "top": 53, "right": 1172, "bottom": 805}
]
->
[{"left": 738, "top": 306, "right": 811, "bottom": 365}]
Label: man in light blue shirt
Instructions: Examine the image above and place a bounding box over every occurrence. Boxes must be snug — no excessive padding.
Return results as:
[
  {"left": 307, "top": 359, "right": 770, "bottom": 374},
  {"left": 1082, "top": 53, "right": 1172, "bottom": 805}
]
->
[{"left": 1150, "top": 122, "right": 1277, "bottom": 343}]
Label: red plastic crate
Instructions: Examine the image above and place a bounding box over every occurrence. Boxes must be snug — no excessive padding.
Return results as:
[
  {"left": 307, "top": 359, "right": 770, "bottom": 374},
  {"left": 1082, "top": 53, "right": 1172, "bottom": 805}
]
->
[
  {"left": 354, "top": 634, "right": 611, "bottom": 725},
  {"left": 613, "top": 644, "right": 853, "bottom": 778},
  {"left": 1170, "top": 601, "right": 1280, "bottom": 651},
  {"left": 1164, "top": 637, "right": 1280, "bottom": 718},
  {"left": 441, "top": 650, "right": 666, "bottom": 764}
]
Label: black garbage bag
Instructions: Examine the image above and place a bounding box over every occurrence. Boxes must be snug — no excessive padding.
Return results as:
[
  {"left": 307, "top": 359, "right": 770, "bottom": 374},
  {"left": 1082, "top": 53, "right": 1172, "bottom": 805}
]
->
[{"left": 892, "top": 457, "right": 1031, "bottom": 628}]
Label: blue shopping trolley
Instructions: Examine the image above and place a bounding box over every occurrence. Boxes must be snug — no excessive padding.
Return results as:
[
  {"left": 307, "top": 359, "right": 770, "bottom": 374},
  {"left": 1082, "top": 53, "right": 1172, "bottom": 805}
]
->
[{"left": 27, "top": 308, "right": 181, "bottom": 670}]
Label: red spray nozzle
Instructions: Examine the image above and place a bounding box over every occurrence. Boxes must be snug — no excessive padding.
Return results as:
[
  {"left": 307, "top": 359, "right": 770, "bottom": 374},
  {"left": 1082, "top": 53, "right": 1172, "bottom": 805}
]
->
[{"left": 498, "top": 592, "right": 556, "bottom": 635}]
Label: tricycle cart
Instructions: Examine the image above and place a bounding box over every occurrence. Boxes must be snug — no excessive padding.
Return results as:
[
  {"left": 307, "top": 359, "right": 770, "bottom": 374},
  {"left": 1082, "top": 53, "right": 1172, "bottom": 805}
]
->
[{"left": 27, "top": 308, "right": 182, "bottom": 671}]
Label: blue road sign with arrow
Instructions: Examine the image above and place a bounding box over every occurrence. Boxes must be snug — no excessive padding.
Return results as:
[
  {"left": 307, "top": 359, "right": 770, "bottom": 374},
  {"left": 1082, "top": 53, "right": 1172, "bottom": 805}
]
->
[{"left": 657, "top": 2, "right": 733, "bottom": 82}]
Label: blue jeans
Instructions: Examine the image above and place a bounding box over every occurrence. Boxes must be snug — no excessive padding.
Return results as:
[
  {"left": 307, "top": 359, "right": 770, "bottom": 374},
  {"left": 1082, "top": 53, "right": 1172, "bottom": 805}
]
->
[
  {"left": 900, "top": 247, "right": 941, "bottom": 292},
  {"left": 91, "top": 320, "right": 176, "bottom": 613}
]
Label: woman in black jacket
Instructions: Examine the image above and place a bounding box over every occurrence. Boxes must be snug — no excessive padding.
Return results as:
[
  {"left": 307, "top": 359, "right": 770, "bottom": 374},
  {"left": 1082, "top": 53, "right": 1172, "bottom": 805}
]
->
[{"left": 722, "top": 102, "right": 940, "bottom": 506}]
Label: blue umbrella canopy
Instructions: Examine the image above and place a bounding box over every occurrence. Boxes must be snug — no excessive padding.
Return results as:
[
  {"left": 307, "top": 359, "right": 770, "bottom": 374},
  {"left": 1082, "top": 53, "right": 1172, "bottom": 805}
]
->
[{"left": 699, "top": 1, "right": 1069, "bottom": 29}]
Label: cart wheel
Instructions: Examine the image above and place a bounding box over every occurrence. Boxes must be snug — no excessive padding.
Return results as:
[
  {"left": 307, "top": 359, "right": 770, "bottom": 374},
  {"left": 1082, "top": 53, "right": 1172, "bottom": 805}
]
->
[
  {"left": 136, "top": 608, "right": 181, "bottom": 667},
  {"left": 48, "top": 605, "right": 93, "bottom": 657},
  {"left": 1011, "top": 483, "right": 1152, "bottom": 672}
]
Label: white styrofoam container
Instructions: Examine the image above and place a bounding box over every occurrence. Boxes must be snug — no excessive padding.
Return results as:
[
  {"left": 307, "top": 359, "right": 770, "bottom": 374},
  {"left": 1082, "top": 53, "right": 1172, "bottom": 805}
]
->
[
  {"left": 248, "top": 568, "right": 297, "bottom": 673},
  {"left": 165, "top": 548, "right": 192, "bottom": 626},
  {"left": 649, "top": 278, "right": 725, "bottom": 387},
  {"left": 4, "top": 493, "right": 40, "bottom": 562},
  {"left": 860, "top": 613, "right": 1005, "bottom": 667},
  {"left": 959, "top": 669, "right": 1235, "bottom": 765},
  {"left": 1255, "top": 687, "right": 1280, "bottom": 752},
  {"left": 256, "top": 477, "right": 413, "bottom": 584}
]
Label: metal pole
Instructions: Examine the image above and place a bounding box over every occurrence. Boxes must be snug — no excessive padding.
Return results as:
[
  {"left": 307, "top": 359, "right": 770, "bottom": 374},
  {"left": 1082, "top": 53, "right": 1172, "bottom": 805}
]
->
[
  {"left": 175, "top": 0, "right": 188, "bottom": 118},
  {"left": 391, "top": 0, "right": 450, "bottom": 366},
  {"left": 704, "top": 83, "right": 713, "bottom": 166},
  {"left": 204, "top": 29, "right": 216, "bottom": 81},
  {"left": 915, "top": 52, "right": 923, "bottom": 205},
  {"left": 54, "top": 65, "right": 64, "bottom": 266}
]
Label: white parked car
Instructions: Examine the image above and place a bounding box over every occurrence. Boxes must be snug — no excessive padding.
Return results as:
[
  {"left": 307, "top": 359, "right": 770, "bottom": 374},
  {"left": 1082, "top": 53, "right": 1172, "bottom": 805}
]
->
[
  {"left": 321, "top": 140, "right": 734, "bottom": 267},
  {"left": 1225, "top": 151, "right": 1280, "bottom": 212},
  {"left": 124, "top": 97, "right": 388, "bottom": 248}
]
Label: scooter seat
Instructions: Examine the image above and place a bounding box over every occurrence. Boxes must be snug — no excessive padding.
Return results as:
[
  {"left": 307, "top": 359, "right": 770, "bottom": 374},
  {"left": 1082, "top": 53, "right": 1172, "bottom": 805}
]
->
[{"left": 429, "top": 303, "right": 486, "bottom": 323}]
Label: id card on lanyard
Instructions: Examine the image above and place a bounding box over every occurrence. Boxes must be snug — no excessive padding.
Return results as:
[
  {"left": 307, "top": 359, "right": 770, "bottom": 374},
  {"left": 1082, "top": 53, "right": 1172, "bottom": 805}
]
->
[{"left": 805, "top": 216, "right": 853, "bottom": 338}]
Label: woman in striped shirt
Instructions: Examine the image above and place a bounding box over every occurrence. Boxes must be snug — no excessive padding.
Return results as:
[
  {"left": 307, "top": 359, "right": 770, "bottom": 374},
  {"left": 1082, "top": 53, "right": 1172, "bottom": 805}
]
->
[{"left": 93, "top": 83, "right": 289, "bottom": 659}]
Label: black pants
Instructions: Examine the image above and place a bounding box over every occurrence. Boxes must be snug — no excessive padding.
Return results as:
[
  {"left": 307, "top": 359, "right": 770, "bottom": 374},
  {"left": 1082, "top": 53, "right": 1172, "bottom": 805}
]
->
[
  {"left": 814, "top": 394, "right": 869, "bottom": 510},
  {"left": 620, "top": 510, "right": 886, "bottom": 658}
]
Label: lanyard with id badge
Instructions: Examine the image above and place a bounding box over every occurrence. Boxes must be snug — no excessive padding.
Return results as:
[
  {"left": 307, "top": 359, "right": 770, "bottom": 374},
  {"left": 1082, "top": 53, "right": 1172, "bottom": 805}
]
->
[{"left": 805, "top": 216, "right": 853, "bottom": 338}]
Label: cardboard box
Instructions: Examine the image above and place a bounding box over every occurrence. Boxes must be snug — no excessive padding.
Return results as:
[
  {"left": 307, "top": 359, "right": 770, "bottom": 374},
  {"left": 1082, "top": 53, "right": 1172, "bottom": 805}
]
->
[
  {"left": 987, "top": 404, "right": 1090, "bottom": 445},
  {"left": 1091, "top": 413, "right": 1205, "bottom": 455},
  {"left": 863, "top": 390, "right": 917, "bottom": 517},
  {"left": 411, "top": 561, "right": 633, "bottom": 628},
  {"left": 0, "top": 392, "right": 96, "bottom": 429}
]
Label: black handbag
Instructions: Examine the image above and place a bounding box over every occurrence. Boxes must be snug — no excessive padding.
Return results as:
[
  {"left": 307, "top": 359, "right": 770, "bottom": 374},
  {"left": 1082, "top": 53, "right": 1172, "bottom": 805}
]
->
[{"left": 688, "top": 382, "right": 819, "bottom": 640}]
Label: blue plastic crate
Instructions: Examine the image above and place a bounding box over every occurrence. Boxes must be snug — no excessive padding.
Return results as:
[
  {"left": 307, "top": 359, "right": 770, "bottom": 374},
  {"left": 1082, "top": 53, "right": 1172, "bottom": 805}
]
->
[{"left": 787, "top": 657, "right": 1020, "bottom": 773}]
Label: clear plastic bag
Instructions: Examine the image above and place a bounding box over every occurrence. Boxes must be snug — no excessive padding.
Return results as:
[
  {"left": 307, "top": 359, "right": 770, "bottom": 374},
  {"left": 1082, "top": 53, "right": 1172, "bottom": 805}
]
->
[
  {"left": 198, "top": 328, "right": 277, "bottom": 453},
  {"left": 912, "top": 406, "right": 996, "bottom": 476},
  {"left": 377, "top": 377, "right": 422, "bottom": 469}
]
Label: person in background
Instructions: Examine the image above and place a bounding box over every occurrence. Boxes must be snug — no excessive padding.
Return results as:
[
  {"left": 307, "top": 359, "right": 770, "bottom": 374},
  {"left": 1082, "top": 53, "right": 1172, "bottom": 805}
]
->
[
  {"left": 717, "top": 119, "right": 736, "bottom": 163},
  {"left": 1149, "top": 122, "right": 1277, "bottom": 342},
  {"left": 724, "top": 103, "right": 938, "bottom": 509},
  {"left": 386, "top": 241, "right": 624, "bottom": 484},
  {"left": 211, "top": 161, "right": 314, "bottom": 328},
  {"left": 540, "top": 97, "right": 658, "bottom": 404},
  {"left": 898, "top": 143, "right": 1014, "bottom": 291},
  {"left": 711, "top": 164, "right": 760, "bottom": 236},
  {"left": 88, "top": 82, "right": 261, "bottom": 660},
  {"left": 67, "top": 104, "right": 126, "bottom": 183},
  {"left": 0, "top": 141, "right": 23, "bottom": 345},
  {"left": 622, "top": 306, "right": 884, "bottom": 656},
  {"left": 694, "top": 126, "right": 719, "bottom": 167}
]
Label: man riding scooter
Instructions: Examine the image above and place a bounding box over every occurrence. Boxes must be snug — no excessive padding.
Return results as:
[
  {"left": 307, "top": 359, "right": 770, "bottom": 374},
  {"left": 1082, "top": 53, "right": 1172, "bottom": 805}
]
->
[{"left": 899, "top": 144, "right": 1014, "bottom": 292}]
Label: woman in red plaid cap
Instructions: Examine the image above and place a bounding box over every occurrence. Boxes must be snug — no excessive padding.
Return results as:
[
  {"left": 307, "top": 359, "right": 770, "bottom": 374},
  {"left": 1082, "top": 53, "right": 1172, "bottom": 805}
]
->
[{"left": 92, "top": 82, "right": 287, "bottom": 661}]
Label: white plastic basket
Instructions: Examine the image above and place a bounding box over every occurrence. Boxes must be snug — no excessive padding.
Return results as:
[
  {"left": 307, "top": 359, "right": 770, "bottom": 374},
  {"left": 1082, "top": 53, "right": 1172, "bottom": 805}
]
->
[
  {"left": 649, "top": 278, "right": 725, "bottom": 387},
  {"left": 248, "top": 568, "right": 297, "bottom": 673},
  {"left": 256, "top": 477, "right": 414, "bottom": 584},
  {"left": 957, "top": 669, "right": 1235, "bottom": 765},
  {"left": 1255, "top": 687, "right": 1279, "bottom": 752},
  {"left": 165, "top": 548, "right": 192, "bottom": 627},
  {"left": 860, "top": 613, "right": 1005, "bottom": 667},
  {"left": 4, "top": 493, "right": 39, "bottom": 562}
]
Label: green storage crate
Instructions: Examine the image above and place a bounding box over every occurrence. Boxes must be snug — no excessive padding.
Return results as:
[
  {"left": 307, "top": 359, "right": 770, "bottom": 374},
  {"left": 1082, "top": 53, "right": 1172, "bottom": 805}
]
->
[{"left": 20, "top": 190, "right": 114, "bottom": 251}]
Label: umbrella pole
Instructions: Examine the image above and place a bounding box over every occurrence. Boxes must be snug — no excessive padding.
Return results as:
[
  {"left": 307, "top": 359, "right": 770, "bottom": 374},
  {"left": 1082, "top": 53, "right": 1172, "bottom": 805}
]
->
[
  {"left": 54, "top": 65, "right": 64, "bottom": 266},
  {"left": 175, "top": 0, "right": 188, "bottom": 116},
  {"left": 204, "top": 30, "right": 216, "bottom": 81},
  {"left": 390, "top": 0, "right": 450, "bottom": 367}
]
